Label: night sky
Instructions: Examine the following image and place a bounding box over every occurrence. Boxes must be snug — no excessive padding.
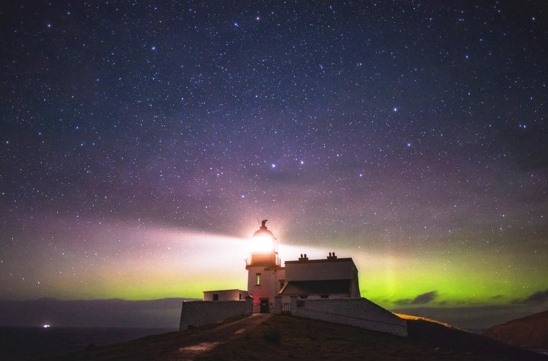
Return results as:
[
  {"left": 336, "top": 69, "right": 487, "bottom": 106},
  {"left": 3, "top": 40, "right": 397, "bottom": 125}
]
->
[{"left": 1, "top": 1, "right": 547, "bottom": 324}]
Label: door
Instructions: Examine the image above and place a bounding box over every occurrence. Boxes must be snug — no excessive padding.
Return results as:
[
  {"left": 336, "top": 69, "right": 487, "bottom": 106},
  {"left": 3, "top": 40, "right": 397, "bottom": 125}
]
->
[{"left": 260, "top": 298, "right": 270, "bottom": 313}]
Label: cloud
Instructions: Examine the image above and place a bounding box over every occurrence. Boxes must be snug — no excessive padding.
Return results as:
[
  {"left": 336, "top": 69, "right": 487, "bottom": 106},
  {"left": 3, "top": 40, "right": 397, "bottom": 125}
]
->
[
  {"left": 412, "top": 291, "right": 438, "bottom": 304},
  {"left": 394, "top": 299, "right": 412, "bottom": 305},
  {"left": 395, "top": 291, "right": 438, "bottom": 306}
]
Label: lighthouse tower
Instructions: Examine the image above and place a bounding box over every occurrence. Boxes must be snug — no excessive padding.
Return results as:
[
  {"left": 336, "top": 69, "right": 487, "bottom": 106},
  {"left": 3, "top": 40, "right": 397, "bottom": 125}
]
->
[{"left": 246, "top": 220, "right": 285, "bottom": 313}]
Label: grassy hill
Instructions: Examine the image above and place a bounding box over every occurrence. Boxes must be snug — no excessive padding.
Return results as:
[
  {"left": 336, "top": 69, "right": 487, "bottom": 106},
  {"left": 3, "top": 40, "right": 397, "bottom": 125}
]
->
[
  {"left": 44, "top": 314, "right": 547, "bottom": 361},
  {"left": 484, "top": 310, "right": 548, "bottom": 350},
  {"left": 196, "top": 315, "right": 546, "bottom": 361}
]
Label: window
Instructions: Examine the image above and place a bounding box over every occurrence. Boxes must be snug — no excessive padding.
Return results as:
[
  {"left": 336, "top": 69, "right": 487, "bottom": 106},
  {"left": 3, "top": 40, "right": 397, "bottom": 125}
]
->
[
  {"left": 256, "top": 273, "right": 261, "bottom": 285},
  {"left": 213, "top": 293, "right": 219, "bottom": 301}
]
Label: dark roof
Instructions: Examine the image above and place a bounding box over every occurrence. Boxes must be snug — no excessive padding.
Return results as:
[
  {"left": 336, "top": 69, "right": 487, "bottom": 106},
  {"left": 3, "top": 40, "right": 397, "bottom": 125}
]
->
[
  {"left": 280, "top": 279, "right": 351, "bottom": 296},
  {"left": 284, "top": 257, "right": 355, "bottom": 265},
  {"left": 252, "top": 220, "right": 276, "bottom": 239}
]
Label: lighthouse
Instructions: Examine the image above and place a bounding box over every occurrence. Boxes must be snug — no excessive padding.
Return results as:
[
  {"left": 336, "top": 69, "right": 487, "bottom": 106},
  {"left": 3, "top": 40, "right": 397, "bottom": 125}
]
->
[
  {"left": 246, "top": 220, "right": 285, "bottom": 313},
  {"left": 180, "top": 219, "right": 407, "bottom": 337}
]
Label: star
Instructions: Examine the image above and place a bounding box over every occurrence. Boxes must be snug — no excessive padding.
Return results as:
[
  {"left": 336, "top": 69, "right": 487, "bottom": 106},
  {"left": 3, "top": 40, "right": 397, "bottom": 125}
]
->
[{"left": 0, "top": 1, "right": 545, "bottom": 330}]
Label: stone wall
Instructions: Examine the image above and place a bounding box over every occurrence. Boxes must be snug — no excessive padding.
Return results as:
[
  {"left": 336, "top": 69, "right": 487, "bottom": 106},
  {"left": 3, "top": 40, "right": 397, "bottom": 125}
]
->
[
  {"left": 290, "top": 298, "right": 407, "bottom": 337},
  {"left": 179, "top": 299, "right": 252, "bottom": 331}
]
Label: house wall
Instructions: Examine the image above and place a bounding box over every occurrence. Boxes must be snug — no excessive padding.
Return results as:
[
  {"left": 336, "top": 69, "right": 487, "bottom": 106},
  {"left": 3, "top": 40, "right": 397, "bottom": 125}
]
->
[
  {"left": 285, "top": 259, "right": 356, "bottom": 281},
  {"left": 277, "top": 268, "right": 286, "bottom": 284},
  {"left": 282, "top": 293, "right": 349, "bottom": 302},
  {"left": 289, "top": 297, "right": 407, "bottom": 337},
  {"left": 285, "top": 259, "right": 360, "bottom": 297},
  {"left": 179, "top": 299, "right": 252, "bottom": 331},
  {"left": 203, "top": 289, "right": 248, "bottom": 301}
]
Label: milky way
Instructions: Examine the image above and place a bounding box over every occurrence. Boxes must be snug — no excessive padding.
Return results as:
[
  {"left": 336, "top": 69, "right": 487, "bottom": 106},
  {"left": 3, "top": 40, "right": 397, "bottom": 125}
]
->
[{"left": 0, "top": 2, "right": 546, "bottom": 324}]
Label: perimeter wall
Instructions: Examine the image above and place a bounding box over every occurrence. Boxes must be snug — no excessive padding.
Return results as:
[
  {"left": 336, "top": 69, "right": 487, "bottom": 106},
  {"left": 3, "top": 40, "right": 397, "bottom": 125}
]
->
[
  {"left": 289, "top": 297, "right": 407, "bottom": 336},
  {"left": 179, "top": 300, "right": 252, "bottom": 331}
]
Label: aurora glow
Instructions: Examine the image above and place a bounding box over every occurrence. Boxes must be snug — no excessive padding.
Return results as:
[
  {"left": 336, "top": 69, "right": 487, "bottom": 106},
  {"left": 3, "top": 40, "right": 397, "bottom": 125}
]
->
[{"left": 0, "top": 1, "right": 547, "bottom": 328}]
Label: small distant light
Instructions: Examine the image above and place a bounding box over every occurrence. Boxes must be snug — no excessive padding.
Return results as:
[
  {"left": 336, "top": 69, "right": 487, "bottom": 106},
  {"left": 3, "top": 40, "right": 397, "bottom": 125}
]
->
[
  {"left": 271, "top": 163, "right": 276, "bottom": 168},
  {"left": 393, "top": 107, "right": 398, "bottom": 112},
  {"left": 43, "top": 324, "right": 51, "bottom": 328}
]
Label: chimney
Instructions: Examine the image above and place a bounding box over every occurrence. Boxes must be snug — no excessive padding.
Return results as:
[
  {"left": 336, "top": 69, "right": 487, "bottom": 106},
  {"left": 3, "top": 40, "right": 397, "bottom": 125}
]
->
[{"left": 327, "top": 252, "right": 337, "bottom": 260}]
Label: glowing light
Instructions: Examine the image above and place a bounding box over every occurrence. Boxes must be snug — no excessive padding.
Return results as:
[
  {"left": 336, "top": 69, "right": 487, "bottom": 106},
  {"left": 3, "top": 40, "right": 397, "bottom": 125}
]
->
[
  {"left": 250, "top": 234, "right": 274, "bottom": 253},
  {"left": 11, "top": 217, "right": 547, "bottom": 311},
  {"left": 43, "top": 324, "right": 51, "bottom": 328},
  {"left": 22, "top": 220, "right": 253, "bottom": 300}
]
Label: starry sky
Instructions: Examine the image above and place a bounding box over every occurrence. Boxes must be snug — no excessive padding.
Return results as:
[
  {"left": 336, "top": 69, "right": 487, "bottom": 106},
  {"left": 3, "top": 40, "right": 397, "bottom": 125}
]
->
[{"left": 1, "top": 1, "right": 547, "bottom": 324}]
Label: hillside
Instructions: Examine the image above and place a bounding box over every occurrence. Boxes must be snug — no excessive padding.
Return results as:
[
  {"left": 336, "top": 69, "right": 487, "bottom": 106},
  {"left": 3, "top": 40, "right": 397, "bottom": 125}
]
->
[
  {"left": 484, "top": 310, "right": 548, "bottom": 350},
  {"left": 44, "top": 314, "right": 547, "bottom": 361}
]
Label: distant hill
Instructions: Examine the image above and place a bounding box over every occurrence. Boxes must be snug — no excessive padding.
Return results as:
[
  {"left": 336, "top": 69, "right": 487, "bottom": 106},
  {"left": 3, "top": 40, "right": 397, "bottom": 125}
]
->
[
  {"left": 47, "top": 314, "right": 547, "bottom": 361},
  {"left": 484, "top": 310, "right": 548, "bottom": 350},
  {"left": 0, "top": 298, "right": 191, "bottom": 328}
]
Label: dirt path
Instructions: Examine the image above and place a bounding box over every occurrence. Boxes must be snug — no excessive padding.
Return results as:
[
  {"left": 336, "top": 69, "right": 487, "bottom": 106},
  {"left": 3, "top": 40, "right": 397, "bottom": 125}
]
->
[
  {"left": 49, "top": 314, "right": 272, "bottom": 361},
  {"left": 169, "top": 314, "right": 271, "bottom": 361}
]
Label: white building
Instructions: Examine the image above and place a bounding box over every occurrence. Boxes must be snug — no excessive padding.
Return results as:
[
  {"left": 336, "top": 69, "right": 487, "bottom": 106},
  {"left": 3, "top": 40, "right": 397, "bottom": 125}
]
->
[
  {"left": 180, "top": 220, "right": 407, "bottom": 336},
  {"left": 245, "top": 220, "right": 360, "bottom": 311},
  {"left": 203, "top": 289, "right": 248, "bottom": 302},
  {"left": 281, "top": 253, "right": 361, "bottom": 299}
]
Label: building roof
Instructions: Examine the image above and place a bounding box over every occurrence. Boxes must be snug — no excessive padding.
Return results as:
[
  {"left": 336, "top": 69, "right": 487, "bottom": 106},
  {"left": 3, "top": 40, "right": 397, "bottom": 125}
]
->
[
  {"left": 279, "top": 279, "right": 352, "bottom": 296},
  {"left": 203, "top": 289, "right": 248, "bottom": 293},
  {"left": 252, "top": 219, "right": 276, "bottom": 239},
  {"left": 284, "top": 257, "right": 355, "bottom": 265}
]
